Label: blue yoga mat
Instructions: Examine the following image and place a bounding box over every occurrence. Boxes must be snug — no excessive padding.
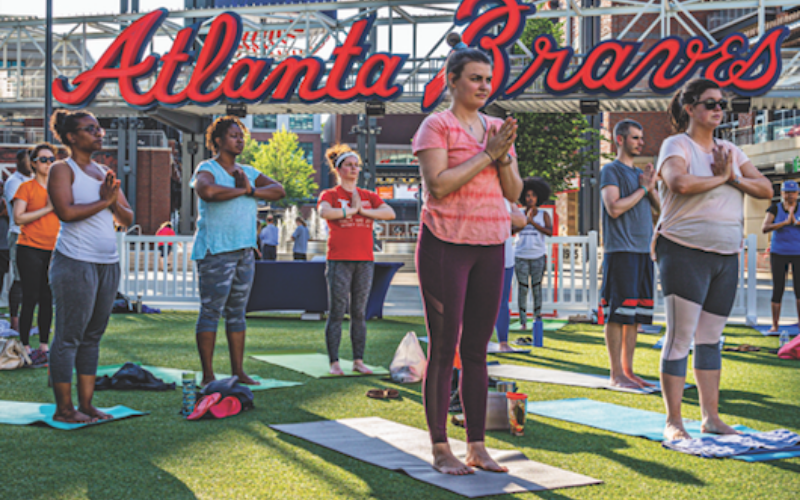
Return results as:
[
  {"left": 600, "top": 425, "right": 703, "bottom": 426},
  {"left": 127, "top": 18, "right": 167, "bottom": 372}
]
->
[
  {"left": 639, "top": 324, "right": 663, "bottom": 335},
  {"left": 0, "top": 400, "right": 146, "bottom": 430},
  {"left": 753, "top": 324, "right": 799, "bottom": 336},
  {"left": 527, "top": 398, "right": 800, "bottom": 461}
]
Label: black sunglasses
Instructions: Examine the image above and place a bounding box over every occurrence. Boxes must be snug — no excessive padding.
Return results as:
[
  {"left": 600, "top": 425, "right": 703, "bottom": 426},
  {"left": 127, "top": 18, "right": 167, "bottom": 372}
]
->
[
  {"left": 76, "top": 125, "right": 105, "bottom": 135},
  {"left": 33, "top": 156, "right": 56, "bottom": 163},
  {"left": 696, "top": 99, "right": 728, "bottom": 111}
]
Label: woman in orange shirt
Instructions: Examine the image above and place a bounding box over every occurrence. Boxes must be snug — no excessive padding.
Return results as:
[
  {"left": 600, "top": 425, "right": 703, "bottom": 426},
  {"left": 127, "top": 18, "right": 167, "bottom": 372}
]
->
[{"left": 13, "top": 143, "right": 61, "bottom": 354}]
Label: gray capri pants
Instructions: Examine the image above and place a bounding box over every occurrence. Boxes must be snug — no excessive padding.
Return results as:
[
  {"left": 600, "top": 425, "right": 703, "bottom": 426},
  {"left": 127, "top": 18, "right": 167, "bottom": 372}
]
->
[
  {"left": 49, "top": 251, "right": 121, "bottom": 384},
  {"left": 325, "top": 260, "right": 374, "bottom": 363},
  {"left": 196, "top": 248, "right": 256, "bottom": 334}
]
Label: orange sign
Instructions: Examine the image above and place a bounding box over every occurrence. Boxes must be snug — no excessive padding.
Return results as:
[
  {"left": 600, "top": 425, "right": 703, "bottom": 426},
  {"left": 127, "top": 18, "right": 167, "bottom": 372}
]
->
[{"left": 377, "top": 186, "right": 394, "bottom": 199}]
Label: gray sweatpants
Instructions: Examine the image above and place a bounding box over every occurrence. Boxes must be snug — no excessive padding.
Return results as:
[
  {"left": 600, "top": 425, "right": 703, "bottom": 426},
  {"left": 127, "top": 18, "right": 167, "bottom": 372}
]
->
[
  {"left": 515, "top": 255, "right": 546, "bottom": 320},
  {"left": 49, "top": 251, "right": 120, "bottom": 384},
  {"left": 324, "top": 260, "right": 374, "bottom": 363}
]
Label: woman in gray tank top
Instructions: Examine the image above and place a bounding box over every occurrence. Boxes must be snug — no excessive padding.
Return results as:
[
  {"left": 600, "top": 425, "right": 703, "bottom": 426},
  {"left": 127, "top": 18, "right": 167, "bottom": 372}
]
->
[{"left": 47, "top": 110, "right": 134, "bottom": 424}]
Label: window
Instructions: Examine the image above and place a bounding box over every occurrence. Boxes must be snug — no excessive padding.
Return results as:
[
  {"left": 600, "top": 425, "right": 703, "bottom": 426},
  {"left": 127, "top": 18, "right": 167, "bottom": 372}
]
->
[
  {"left": 253, "top": 114, "right": 277, "bottom": 129},
  {"left": 289, "top": 114, "right": 315, "bottom": 131},
  {"left": 299, "top": 142, "right": 314, "bottom": 164}
]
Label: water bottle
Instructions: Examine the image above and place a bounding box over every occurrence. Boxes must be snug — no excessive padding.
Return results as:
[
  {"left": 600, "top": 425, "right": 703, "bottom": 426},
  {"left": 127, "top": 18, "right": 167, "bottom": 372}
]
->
[
  {"left": 533, "top": 318, "right": 544, "bottom": 347},
  {"left": 779, "top": 330, "right": 790, "bottom": 348},
  {"left": 181, "top": 372, "right": 197, "bottom": 416}
]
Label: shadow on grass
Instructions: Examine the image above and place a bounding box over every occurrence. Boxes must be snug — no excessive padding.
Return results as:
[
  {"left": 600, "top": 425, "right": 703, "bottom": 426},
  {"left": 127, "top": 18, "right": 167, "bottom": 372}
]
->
[
  {"left": 487, "top": 420, "right": 704, "bottom": 486},
  {"left": 682, "top": 389, "right": 800, "bottom": 430}
]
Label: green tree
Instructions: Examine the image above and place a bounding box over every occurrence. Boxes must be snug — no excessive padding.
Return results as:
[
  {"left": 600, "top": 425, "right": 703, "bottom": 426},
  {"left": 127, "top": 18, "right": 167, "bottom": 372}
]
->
[
  {"left": 242, "top": 128, "right": 318, "bottom": 207},
  {"left": 512, "top": 19, "right": 604, "bottom": 193}
]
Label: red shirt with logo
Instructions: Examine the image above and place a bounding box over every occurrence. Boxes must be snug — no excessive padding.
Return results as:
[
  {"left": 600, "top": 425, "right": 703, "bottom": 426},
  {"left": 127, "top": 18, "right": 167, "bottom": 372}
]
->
[{"left": 318, "top": 186, "right": 384, "bottom": 261}]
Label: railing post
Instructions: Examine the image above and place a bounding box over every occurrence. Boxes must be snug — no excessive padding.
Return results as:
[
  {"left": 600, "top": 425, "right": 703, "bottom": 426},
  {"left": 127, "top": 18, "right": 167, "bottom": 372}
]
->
[
  {"left": 116, "top": 231, "right": 126, "bottom": 293},
  {"left": 746, "top": 233, "right": 758, "bottom": 326},
  {"left": 588, "top": 230, "right": 598, "bottom": 317}
]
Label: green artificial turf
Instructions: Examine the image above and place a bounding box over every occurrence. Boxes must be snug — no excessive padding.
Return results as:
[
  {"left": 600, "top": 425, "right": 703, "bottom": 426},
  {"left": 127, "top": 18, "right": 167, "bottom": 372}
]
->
[{"left": 0, "top": 313, "right": 798, "bottom": 499}]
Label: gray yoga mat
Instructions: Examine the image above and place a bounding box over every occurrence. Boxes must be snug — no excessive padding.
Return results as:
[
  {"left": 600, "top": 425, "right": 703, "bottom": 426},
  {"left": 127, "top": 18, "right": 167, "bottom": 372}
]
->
[
  {"left": 272, "top": 417, "right": 600, "bottom": 497},
  {"left": 487, "top": 364, "right": 693, "bottom": 395},
  {"left": 420, "top": 337, "right": 530, "bottom": 354}
]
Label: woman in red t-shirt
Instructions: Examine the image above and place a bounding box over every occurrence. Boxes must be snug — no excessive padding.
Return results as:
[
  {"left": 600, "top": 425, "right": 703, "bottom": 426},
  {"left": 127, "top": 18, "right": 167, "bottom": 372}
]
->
[
  {"left": 13, "top": 143, "right": 61, "bottom": 354},
  {"left": 317, "top": 145, "right": 396, "bottom": 375}
]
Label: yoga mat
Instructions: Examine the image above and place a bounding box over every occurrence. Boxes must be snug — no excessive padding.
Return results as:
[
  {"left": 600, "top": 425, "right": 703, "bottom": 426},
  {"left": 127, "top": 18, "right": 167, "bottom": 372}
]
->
[
  {"left": 652, "top": 336, "right": 725, "bottom": 350},
  {"left": 638, "top": 324, "right": 663, "bottom": 335},
  {"left": 250, "top": 351, "right": 388, "bottom": 378},
  {"left": 419, "top": 337, "right": 530, "bottom": 355},
  {"left": 527, "top": 399, "right": 800, "bottom": 462},
  {"left": 0, "top": 400, "right": 146, "bottom": 430},
  {"left": 509, "top": 319, "right": 568, "bottom": 331},
  {"left": 95, "top": 364, "right": 302, "bottom": 392},
  {"left": 753, "top": 324, "right": 799, "bottom": 336},
  {"left": 487, "top": 364, "right": 693, "bottom": 395},
  {"left": 271, "top": 417, "right": 601, "bottom": 497}
]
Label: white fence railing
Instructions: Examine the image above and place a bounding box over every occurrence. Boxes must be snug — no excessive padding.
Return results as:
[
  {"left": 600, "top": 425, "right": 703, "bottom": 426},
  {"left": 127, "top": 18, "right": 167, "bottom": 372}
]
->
[
  {"left": 116, "top": 233, "right": 198, "bottom": 303},
  {"left": 117, "top": 231, "right": 758, "bottom": 325}
]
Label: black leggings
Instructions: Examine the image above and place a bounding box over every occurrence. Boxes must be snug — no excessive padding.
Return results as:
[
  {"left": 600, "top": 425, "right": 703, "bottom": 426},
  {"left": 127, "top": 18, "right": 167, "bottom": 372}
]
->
[
  {"left": 770, "top": 253, "right": 800, "bottom": 303},
  {"left": 16, "top": 245, "right": 53, "bottom": 346}
]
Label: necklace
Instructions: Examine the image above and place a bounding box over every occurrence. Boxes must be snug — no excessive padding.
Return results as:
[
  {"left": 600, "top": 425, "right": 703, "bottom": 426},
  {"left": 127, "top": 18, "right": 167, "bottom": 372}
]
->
[{"left": 454, "top": 111, "right": 483, "bottom": 134}]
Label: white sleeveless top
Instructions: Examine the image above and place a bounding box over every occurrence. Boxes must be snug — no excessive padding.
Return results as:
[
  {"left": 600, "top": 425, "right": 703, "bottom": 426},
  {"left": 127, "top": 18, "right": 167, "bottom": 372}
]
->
[
  {"left": 55, "top": 158, "right": 119, "bottom": 264},
  {"left": 514, "top": 210, "right": 547, "bottom": 259}
]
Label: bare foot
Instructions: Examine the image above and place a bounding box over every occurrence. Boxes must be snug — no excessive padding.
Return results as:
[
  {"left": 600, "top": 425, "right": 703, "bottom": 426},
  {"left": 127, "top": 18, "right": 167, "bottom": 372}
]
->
[
  {"left": 79, "top": 405, "right": 113, "bottom": 421},
  {"left": 768, "top": 326, "right": 779, "bottom": 333},
  {"left": 53, "top": 408, "right": 96, "bottom": 424},
  {"left": 352, "top": 361, "right": 373, "bottom": 375},
  {"left": 664, "top": 420, "right": 692, "bottom": 441},
  {"left": 433, "top": 443, "right": 474, "bottom": 475},
  {"left": 466, "top": 442, "right": 508, "bottom": 473},
  {"left": 701, "top": 416, "right": 741, "bottom": 435},
  {"left": 624, "top": 372, "right": 655, "bottom": 388},
  {"left": 498, "top": 343, "right": 516, "bottom": 352},
  {"left": 329, "top": 362, "right": 344, "bottom": 376},
  {"left": 235, "top": 373, "right": 261, "bottom": 385},
  {"left": 38, "top": 344, "right": 49, "bottom": 354},
  {"left": 200, "top": 376, "right": 216, "bottom": 387},
  {"left": 609, "top": 375, "right": 640, "bottom": 389}
]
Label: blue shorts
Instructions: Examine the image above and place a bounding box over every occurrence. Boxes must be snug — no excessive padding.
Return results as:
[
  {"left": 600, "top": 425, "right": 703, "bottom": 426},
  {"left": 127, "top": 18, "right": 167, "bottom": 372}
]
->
[
  {"left": 601, "top": 252, "right": 653, "bottom": 325},
  {"left": 196, "top": 249, "right": 255, "bottom": 334}
]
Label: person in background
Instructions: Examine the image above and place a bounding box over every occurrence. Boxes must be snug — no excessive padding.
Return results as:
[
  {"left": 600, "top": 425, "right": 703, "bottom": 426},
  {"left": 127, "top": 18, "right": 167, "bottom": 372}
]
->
[
  {"left": 156, "top": 221, "right": 176, "bottom": 258},
  {"left": 656, "top": 78, "right": 772, "bottom": 440},
  {"left": 514, "top": 177, "right": 552, "bottom": 331},
  {"left": 5, "top": 150, "right": 33, "bottom": 333},
  {"left": 761, "top": 180, "right": 800, "bottom": 332},
  {"left": 13, "top": 143, "right": 61, "bottom": 355},
  {"left": 0, "top": 182, "right": 9, "bottom": 312},
  {"left": 191, "top": 116, "right": 285, "bottom": 386},
  {"left": 292, "top": 217, "right": 310, "bottom": 261},
  {"left": 48, "top": 110, "right": 133, "bottom": 423},
  {"left": 495, "top": 201, "right": 527, "bottom": 352},
  {"left": 600, "top": 119, "right": 660, "bottom": 389},
  {"left": 318, "top": 144, "right": 396, "bottom": 376},
  {"left": 412, "top": 40, "right": 522, "bottom": 474},
  {"left": 259, "top": 215, "right": 279, "bottom": 260}
]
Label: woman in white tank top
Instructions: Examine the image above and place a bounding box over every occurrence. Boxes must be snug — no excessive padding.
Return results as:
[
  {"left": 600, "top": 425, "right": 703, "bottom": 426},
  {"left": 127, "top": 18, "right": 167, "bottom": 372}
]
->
[
  {"left": 47, "top": 110, "right": 133, "bottom": 425},
  {"left": 514, "top": 177, "right": 552, "bottom": 330}
]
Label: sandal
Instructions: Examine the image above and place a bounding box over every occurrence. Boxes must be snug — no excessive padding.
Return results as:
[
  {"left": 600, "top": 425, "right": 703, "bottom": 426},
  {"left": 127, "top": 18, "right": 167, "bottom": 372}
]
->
[
  {"left": 187, "top": 393, "right": 222, "bottom": 420},
  {"left": 512, "top": 337, "right": 533, "bottom": 346},
  {"left": 366, "top": 388, "right": 400, "bottom": 400},
  {"left": 724, "top": 344, "right": 761, "bottom": 352},
  {"left": 209, "top": 396, "right": 242, "bottom": 419}
]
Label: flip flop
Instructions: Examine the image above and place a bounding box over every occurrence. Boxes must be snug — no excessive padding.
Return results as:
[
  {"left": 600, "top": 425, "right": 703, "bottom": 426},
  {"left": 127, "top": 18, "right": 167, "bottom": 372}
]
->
[
  {"left": 366, "top": 388, "right": 400, "bottom": 400},
  {"left": 187, "top": 392, "right": 221, "bottom": 421},
  {"left": 512, "top": 337, "right": 533, "bottom": 346},
  {"left": 209, "top": 396, "right": 242, "bottom": 419}
]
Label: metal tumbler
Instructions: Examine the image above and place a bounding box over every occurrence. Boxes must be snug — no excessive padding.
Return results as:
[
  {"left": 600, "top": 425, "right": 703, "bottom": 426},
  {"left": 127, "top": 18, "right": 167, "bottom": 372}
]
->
[
  {"left": 506, "top": 392, "right": 528, "bottom": 436},
  {"left": 496, "top": 381, "right": 515, "bottom": 393}
]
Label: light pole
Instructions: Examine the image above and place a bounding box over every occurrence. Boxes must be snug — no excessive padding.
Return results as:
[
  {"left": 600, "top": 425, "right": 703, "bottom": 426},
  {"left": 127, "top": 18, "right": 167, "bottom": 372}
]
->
[{"left": 44, "top": 0, "right": 53, "bottom": 141}]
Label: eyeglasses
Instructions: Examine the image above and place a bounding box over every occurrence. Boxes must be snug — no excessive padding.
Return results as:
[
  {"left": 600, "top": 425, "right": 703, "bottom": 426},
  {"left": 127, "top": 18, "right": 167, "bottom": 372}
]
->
[
  {"left": 697, "top": 99, "right": 728, "bottom": 111},
  {"left": 76, "top": 125, "right": 105, "bottom": 135},
  {"left": 33, "top": 156, "right": 56, "bottom": 164}
]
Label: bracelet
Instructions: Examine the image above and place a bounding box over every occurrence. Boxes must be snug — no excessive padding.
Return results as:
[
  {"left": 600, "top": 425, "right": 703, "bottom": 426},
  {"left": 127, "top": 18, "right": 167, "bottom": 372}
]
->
[
  {"left": 484, "top": 150, "right": 496, "bottom": 163},
  {"left": 498, "top": 154, "right": 513, "bottom": 167},
  {"left": 640, "top": 186, "right": 648, "bottom": 197},
  {"left": 342, "top": 207, "right": 347, "bottom": 219}
]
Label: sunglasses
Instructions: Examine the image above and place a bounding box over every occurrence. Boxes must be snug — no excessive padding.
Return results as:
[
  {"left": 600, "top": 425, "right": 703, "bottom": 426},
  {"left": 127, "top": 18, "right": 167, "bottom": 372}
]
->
[
  {"left": 696, "top": 99, "right": 728, "bottom": 111},
  {"left": 33, "top": 156, "right": 56, "bottom": 163},
  {"left": 76, "top": 125, "right": 105, "bottom": 135}
]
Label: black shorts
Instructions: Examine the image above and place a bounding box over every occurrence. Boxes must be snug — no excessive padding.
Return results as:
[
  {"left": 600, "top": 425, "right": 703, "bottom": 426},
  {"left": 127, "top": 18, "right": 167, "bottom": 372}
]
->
[{"left": 601, "top": 251, "right": 654, "bottom": 325}]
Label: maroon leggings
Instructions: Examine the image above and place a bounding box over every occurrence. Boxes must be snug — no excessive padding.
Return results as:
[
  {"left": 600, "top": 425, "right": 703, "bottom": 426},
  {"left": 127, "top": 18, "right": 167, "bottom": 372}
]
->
[{"left": 416, "top": 225, "right": 504, "bottom": 444}]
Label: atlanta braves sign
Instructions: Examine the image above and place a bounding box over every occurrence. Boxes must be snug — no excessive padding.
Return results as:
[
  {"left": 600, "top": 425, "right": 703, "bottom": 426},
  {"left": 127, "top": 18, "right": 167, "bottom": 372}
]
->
[{"left": 53, "top": 0, "right": 789, "bottom": 111}]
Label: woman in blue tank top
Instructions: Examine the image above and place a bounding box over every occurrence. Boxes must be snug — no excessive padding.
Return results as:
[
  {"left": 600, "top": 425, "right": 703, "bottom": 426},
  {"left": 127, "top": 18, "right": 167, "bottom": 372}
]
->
[{"left": 762, "top": 180, "right": 800, "bottom": 332}]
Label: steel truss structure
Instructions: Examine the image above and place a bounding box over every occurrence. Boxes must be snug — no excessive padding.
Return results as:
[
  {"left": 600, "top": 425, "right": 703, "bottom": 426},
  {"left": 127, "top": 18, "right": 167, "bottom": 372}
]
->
[{"left": 2, "top": 0, "right": 800, "bottom": 117}]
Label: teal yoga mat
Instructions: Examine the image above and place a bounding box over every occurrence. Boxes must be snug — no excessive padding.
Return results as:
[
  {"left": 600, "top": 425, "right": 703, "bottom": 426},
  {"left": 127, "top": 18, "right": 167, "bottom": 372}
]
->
[
  {"left": 95, "top": 364, "right": 302, "bottom": 392},
  {"left": 0, "top": 400, "right": 146, "bottom": 430},
  {"left": 509, "top": 319, "right": 568, "bottom": 331},
  {"left": 527, "top": 398, "right": 799, "bottom": 461},
  {"left": 250, "top": 351, "right": 388, "bottom": 378}
]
